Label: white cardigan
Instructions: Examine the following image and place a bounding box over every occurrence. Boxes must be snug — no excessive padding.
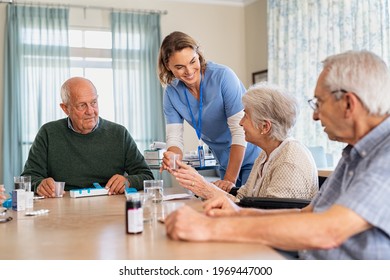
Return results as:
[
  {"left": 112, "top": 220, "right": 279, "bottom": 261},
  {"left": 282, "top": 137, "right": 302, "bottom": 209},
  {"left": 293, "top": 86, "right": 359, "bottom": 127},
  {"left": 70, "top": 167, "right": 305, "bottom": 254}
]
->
[{"left": 235, "top": 138, "right": 319, "bottom": 201}]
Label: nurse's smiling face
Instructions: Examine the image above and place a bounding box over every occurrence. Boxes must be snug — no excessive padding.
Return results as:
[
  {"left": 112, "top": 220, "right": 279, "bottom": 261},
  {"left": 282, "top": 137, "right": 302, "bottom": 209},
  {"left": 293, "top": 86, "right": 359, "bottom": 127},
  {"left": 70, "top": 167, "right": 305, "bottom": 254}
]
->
[{"left": 167, "top": 47, "right": 201, "bottom": 88}]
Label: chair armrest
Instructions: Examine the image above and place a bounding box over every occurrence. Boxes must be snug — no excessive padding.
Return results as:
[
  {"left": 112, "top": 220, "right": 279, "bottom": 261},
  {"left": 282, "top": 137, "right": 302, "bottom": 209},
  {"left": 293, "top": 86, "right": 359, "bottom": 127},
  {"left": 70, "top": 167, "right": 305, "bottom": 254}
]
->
[
  {"left": 237, "top": 197, "right": 310, "bottom": 209},
  {"left": 229, "top": 187, "right": 239, "bottom": 196}
]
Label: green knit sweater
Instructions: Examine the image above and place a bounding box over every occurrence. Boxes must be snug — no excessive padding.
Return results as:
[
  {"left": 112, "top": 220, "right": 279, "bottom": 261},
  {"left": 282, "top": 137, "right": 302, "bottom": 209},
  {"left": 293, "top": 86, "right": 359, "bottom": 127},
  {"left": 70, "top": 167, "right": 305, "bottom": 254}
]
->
[{"left": 21, "top": 117, "right": 154, "bottom": 191}]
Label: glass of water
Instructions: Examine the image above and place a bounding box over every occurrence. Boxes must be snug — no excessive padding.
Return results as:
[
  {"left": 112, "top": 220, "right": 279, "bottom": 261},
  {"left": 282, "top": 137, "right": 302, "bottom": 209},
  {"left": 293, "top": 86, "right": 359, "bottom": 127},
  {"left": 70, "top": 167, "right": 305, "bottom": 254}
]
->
[
  {"left": 143, "top": 180, "right": 164, "bottom": 203},
  {"left": 14, "top": 176, "right": 31, "bottom": 192}
]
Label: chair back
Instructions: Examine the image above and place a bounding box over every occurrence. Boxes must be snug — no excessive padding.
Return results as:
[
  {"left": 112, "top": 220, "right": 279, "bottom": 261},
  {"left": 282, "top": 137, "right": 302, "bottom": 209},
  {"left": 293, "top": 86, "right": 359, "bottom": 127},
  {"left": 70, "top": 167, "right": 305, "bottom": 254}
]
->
[{"left": 308, "top": 146, "right": 328, "bottom": 168}]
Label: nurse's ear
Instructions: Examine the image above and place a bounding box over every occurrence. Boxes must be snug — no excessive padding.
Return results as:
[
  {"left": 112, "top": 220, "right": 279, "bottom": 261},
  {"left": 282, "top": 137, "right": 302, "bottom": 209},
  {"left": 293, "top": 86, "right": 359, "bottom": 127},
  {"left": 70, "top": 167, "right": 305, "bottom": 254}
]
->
[{"left": 164, "top": 60, "right": 171, "bottom": 72}]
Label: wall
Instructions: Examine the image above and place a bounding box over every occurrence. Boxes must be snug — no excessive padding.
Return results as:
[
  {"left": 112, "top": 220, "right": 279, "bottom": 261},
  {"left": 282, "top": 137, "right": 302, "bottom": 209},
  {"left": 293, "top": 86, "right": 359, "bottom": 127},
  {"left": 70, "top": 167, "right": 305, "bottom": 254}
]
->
[
  {"left": 245, "top": 0, "right": 268, "bottom": 86},
  {"left": 0, "top": 0, "right": 267, "bottom": 182}
]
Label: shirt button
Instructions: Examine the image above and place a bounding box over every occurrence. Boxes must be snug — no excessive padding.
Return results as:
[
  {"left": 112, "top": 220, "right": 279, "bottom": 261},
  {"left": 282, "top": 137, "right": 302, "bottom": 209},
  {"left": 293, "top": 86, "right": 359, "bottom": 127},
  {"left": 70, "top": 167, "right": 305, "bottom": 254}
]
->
[
  {"left": 349, "top": 171, "right": 354, "bottom": 177},
  {"left": 361, "top": 151, "right": 367, "bottom": 156}
]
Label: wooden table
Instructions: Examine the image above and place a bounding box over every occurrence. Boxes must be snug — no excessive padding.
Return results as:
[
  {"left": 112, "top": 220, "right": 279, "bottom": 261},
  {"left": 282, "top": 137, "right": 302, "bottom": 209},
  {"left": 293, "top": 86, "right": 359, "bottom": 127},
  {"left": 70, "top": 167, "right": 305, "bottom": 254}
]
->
[
  {"left": 0, "top": 187, "right": 284, "bottom": 260},
  {"left": 318, "top": 168, "right": 333, "bottom": 177}
]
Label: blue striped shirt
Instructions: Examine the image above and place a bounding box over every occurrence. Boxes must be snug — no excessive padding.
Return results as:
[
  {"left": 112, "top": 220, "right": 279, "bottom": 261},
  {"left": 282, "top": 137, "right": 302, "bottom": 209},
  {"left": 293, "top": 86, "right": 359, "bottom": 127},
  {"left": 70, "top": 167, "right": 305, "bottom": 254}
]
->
[{"left": 301, "top": 117, "right": 390, "bottom": 259}]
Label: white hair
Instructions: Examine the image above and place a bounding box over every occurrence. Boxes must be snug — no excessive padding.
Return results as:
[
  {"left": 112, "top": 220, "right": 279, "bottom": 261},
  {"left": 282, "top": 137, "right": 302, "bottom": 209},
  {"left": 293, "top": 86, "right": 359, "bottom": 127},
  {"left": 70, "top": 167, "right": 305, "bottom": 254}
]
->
[
  {"left": 60, "top": 77, "right": 97, "bottom": 104},
  {"left": 242, "top": 82, "right": 299, "bottom": 141},
  {"left": 322, "top": 50, "right": 390, "bottom": 115}
]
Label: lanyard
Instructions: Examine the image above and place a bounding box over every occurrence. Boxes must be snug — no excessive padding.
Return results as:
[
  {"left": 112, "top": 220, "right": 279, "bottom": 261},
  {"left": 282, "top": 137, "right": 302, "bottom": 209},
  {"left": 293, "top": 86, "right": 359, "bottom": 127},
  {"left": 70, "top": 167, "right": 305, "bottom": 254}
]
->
[
  {"left": 184, "top": 77, "right": 206, "bottom": 167},
  {"left": 184, "top": 78, "right": 203, "bottom": 141}
]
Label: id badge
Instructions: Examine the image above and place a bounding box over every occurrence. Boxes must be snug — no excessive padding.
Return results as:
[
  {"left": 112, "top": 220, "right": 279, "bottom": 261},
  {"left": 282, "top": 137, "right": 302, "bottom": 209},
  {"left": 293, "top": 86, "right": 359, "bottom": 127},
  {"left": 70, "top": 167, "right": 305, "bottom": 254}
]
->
[{"left": 198, "top": 145, "right": 205, "bottom": 168}]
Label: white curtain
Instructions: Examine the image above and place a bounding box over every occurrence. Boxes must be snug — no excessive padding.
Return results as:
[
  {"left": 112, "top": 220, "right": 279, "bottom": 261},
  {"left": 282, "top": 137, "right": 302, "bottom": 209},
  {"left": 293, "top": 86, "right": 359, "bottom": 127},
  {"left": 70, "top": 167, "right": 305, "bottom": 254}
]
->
[
  {"left": 111, "top": 12, "right": 165, "bottom": 153},
  {"left": 268, "top": 0, "right": 390, "bottom": 164},
  {"left": 3, "top": 4, "right": 69, "bottom": 192}
]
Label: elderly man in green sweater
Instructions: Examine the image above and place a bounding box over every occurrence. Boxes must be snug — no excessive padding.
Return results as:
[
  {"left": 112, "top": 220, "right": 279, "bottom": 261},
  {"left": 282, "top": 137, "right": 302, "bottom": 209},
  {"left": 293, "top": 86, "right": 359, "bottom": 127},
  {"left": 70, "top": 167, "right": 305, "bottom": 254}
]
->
[{"left": 21, "top": 77, "right": 154, "bottom": 198}]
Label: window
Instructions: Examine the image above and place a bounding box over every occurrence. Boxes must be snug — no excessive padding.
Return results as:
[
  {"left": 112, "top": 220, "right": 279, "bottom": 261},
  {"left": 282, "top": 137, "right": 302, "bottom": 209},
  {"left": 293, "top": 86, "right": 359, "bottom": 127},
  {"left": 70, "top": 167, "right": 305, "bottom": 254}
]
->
[
  {"left": 5, "top": 7, "right": 164, "bottom": 192},
  {"left": 69, "top": 28, "right": 115, "bottom": 121}
]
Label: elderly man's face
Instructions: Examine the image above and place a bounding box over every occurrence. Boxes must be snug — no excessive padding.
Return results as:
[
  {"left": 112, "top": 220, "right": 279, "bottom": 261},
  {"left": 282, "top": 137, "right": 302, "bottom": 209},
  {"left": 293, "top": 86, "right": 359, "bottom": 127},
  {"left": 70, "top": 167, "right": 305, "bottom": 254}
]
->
[
  {"left": 312, "top": 69, "right": 350, "bottom": 142},
  {"left": 61, "top": 80, "right": 99, "bottom": 134}
]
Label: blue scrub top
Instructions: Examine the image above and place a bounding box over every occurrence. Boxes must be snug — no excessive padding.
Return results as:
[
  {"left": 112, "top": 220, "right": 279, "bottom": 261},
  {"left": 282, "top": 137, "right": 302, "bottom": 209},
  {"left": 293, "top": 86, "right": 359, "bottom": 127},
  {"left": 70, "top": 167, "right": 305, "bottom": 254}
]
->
[{"left": 163, "top": 61, "right": 260, "bottom": 172}]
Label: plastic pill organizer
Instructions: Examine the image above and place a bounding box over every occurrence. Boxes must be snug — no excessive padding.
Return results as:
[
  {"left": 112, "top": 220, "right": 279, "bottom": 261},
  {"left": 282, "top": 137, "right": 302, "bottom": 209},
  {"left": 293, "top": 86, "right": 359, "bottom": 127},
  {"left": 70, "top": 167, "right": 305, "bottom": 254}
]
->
[{"left": 69, "top": 183, "right": 109, "bottom": 198}]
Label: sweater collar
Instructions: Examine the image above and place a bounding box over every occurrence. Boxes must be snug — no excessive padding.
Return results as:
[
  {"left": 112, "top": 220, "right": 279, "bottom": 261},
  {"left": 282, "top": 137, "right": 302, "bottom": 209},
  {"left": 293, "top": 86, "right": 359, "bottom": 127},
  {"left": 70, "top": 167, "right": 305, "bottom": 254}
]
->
[{"left": 67, "top": 117, "right": 100, "bottom": 134}]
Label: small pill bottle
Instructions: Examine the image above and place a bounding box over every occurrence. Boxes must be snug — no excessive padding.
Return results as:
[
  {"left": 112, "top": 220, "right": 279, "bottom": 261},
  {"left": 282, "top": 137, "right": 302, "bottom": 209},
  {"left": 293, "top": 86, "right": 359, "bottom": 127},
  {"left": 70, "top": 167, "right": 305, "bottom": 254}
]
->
[{"left": 126, "top": 192, "right": 143, "bottom": 234}]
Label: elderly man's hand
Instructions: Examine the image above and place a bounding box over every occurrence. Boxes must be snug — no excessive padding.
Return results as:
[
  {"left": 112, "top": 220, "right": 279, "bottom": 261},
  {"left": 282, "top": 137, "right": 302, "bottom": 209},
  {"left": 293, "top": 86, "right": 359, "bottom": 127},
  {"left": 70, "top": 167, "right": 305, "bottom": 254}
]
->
[
  {"left": 106, "top": 174, "right": 129, "bottom": 195},
  {"left": 165, "top": 205, "right": 213, "bottom": 241},
  {"left": 203, "top": 195, "right": 241, "bottom": 217},
  {"left": 37, "top": 178, "right": 56, "bottom": 198}
]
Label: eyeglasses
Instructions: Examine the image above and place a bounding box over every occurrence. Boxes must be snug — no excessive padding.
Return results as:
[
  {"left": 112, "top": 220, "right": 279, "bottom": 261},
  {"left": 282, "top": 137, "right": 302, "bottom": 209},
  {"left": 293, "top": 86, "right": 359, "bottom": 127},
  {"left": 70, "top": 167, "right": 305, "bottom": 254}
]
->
[{"left": 307, "top": 89, "right": 347, "bottom": 111}]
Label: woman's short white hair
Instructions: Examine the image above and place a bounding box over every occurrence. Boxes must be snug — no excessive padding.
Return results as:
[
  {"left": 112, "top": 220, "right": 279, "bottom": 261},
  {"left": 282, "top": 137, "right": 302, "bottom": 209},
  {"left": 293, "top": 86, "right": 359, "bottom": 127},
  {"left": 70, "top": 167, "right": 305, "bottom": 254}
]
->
[
  {"left": 322, "top": 50, "right": 390, "bottom": 115},
  {"left": 242, "top": 82, "right": 299, "bottom": 141}
]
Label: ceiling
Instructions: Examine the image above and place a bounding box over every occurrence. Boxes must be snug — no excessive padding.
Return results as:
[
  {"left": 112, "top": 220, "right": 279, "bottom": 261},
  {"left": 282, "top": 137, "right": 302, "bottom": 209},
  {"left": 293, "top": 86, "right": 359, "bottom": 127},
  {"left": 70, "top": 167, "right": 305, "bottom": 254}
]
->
[
  {"left": 0, "top": 0, "right": 258, "bottom": 6},
  {"left": 165, "top": 0, "right": 258, "bottom": 7}
]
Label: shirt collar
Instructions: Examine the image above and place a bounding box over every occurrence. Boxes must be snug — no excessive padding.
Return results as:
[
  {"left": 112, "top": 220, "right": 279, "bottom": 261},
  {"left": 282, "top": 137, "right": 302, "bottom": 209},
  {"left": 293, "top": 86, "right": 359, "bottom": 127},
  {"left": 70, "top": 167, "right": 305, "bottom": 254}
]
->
[
  {"left": 67, "top": 117, "right": 100, "bottom": 134},
  {"left": 349, "top": 116, "right": 390, "bottom": 159}
]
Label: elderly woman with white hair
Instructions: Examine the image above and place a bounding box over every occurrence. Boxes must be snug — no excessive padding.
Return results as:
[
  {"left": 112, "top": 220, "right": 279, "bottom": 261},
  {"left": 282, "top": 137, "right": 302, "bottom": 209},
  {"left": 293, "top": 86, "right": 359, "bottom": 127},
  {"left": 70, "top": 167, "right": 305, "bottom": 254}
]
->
[{"left": 171, "top": 82, "right": 319, "bottom": 201}]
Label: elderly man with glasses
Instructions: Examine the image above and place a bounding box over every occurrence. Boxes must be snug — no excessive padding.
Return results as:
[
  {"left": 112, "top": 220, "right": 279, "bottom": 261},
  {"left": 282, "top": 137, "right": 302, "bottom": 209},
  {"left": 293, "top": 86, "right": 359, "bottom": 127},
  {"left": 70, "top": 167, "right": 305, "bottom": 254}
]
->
[
  {"left": 21, "top": 77, "right": 153, "bottom": 198},
  {"left": 165, "top": 50, "right": 390, "bottom": 260}
]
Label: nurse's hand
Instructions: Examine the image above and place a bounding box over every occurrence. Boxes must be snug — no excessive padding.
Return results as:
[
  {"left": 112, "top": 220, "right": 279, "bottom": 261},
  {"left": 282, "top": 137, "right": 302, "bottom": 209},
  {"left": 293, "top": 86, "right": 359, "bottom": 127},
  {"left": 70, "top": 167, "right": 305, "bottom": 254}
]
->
[
  {"left": 160, "top": 150, "right": 182, "bottom": 173},
  {"left": 160, "top": 151, "right": 175, "bottom": 173},
  {"left": 212, "top": 179, "right": 235, "bottom": 192}
]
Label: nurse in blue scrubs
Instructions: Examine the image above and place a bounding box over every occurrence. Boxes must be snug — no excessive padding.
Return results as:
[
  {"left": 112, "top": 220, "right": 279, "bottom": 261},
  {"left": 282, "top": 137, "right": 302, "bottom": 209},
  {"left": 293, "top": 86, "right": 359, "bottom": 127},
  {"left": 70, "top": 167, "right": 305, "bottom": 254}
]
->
[{"left": 157, "top": 31, "right": 260, "bottom": 191}]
